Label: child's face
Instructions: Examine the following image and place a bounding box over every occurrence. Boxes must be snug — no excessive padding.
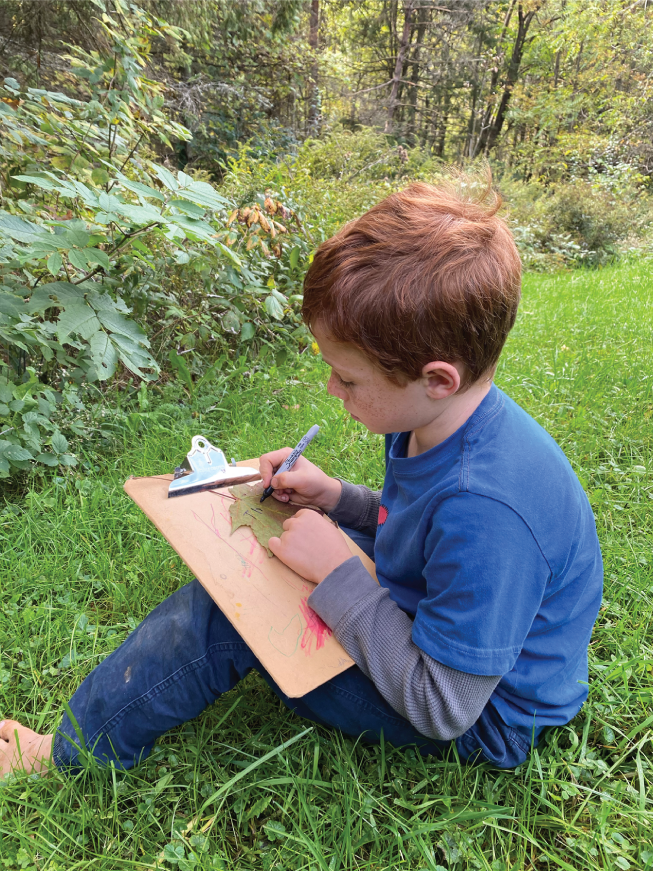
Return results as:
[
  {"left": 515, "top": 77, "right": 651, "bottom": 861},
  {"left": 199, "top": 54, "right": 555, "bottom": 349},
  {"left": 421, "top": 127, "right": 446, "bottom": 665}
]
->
[{"left": 314, "top": 325, "right": 450, "bottom": 435}]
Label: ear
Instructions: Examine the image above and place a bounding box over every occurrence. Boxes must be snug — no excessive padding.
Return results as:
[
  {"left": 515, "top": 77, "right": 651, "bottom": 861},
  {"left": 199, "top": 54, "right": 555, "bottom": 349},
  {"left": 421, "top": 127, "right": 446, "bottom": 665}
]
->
[{"left": 421, "top": 361, "right": 461, "bottom": 399}]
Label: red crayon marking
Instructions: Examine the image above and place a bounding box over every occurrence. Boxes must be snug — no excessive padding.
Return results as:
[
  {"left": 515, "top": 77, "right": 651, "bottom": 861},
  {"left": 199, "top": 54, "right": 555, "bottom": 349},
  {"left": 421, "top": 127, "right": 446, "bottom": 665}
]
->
[{"left": 298, "top": 597, "right": 332, "bottom": 655}]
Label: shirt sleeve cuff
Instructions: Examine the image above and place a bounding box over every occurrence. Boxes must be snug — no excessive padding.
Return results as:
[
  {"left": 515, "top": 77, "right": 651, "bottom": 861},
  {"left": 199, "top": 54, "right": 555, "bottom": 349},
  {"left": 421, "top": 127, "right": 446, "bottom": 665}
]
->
[
  {"left": 308, "top": 556, "right": 380, "bottom": 630},
  {"left": 328, "top": 480, "right": 381, "bottom": 531}
]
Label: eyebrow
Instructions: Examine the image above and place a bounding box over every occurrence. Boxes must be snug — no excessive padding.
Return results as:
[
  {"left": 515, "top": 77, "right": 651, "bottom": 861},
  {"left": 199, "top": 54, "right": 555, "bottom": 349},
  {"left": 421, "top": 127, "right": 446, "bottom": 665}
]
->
[{"left": 322, "top": 356, "right": 355, "bottom": 376}]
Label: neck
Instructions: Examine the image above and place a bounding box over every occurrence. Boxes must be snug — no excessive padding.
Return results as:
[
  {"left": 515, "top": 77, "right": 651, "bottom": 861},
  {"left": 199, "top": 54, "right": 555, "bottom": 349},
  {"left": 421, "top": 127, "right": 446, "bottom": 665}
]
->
[{"left": 408, "top": 379, "right": 493, "bottom": 457}]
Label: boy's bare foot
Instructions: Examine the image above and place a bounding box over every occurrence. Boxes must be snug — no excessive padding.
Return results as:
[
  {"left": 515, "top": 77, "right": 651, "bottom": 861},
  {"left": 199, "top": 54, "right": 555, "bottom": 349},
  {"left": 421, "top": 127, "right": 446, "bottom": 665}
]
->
[{"left": 0, "top": 720, "right": 53, "bottom": 778}]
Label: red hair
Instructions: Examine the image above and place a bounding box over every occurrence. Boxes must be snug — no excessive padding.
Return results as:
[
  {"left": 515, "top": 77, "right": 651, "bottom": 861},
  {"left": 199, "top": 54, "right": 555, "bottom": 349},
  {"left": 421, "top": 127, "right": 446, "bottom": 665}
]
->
[{"left": 302, "top": 176, "right": 521, "bottom": 387}]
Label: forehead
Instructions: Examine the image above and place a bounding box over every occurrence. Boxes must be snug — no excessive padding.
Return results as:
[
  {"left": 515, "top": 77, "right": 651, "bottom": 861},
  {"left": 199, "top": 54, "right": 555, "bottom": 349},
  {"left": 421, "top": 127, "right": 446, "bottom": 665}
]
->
[{"left": 311, "top": 325, "right": 375, "bottom": 374}]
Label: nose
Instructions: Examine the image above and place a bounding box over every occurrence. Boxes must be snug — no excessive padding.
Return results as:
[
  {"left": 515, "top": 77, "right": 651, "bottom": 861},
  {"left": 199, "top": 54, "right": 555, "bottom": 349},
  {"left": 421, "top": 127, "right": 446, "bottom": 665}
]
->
[{"left": 327, "top": 372, "right": 348, "bottom": 401}]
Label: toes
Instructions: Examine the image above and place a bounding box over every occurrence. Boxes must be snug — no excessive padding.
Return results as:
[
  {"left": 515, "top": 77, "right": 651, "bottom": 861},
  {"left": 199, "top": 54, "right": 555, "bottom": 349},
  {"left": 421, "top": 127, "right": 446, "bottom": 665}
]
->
[
  {"left": 0, "top": 720, "right": 22, "bottom": 742},
  {"left": 0, "top": 720, "right": 35, "bottom": 745}
]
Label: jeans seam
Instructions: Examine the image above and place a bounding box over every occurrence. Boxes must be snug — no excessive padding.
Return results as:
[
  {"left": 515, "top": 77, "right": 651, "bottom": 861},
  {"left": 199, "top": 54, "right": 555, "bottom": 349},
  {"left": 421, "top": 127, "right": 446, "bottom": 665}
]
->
[
  {"left": 81, "top": 641, "right": 251, "bottom": 751},
  {"left": 506, "top": 729, "right": 530, "bottom": 755}
]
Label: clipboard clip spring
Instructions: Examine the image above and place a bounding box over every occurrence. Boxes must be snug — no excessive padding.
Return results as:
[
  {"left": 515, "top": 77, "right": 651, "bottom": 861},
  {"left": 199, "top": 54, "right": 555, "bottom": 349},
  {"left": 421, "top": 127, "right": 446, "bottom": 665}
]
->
[{"left": 168, "top": 435, "right": 260, "bottom": 498}]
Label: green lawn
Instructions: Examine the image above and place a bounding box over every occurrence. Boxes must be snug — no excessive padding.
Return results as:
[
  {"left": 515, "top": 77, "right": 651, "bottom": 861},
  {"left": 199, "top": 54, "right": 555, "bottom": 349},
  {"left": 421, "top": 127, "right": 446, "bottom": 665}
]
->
[{"left": 1, "top": 260, "right": 652, "bottom": 870}]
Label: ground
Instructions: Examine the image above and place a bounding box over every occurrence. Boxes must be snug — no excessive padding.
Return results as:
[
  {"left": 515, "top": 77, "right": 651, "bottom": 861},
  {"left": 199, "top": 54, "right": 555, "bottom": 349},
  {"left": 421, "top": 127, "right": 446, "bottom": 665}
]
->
[{"left": 0, "top": 261, "right": 652, "bottom": 869}]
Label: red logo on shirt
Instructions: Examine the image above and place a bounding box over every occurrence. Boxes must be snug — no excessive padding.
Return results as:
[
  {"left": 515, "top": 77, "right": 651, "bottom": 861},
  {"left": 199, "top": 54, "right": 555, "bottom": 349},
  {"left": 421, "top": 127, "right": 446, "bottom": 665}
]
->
[{"left": 378, "top": 504, "right": 388, "bottom": 526}]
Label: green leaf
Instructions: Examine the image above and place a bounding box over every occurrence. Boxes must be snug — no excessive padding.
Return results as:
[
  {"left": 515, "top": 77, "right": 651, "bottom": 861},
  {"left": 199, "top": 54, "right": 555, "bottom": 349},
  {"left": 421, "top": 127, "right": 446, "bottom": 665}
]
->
[
  {"left": 240, "top": 322, "right": 255, "bottom": 341},
  {"left": 59, "top": 453, "right": 77, "bottom": 467},
  {"left": 65, "top": 228, "right": 90, "bottom": 249},
  {"left": 170, "top": 199, "right": 205, "bottom": 218},
  {"left": 168, "top": 214, "right": 215, "bottom": 242},
  {"left": 89, "top": 331, "right": 118, "bottom": 380},
  {"left": 47, "top": 252, "right": 63, "bottom": 276},
  {"left": 265, "top": 294, "right": 284, "bottom": 320},
  {"left": 2, "top": 444, "right": 33, "bottom": 462},
  {"left": 27, "top": 282, "right": 82, "bottom": 314},
  {"left": 221, "top": 310, "right": 240, "bottom": 333},
  {"left": 98, "top": 192, "right": 123, "bottom": 212},
  {"left": 154, "top": 772, "right": 174, "bottom": 795},
  {"left": 289, "top": 245, "right": 300, "bottom": 269},
  {"left": 153, "top": 164, "right": 179, "bottom": 191},
  {"left": 91, "top": 168, "right": 110, "bottom": 186},
  {"left": 95, "top": 308, "right": 147, "bottom": 343},
  {"left": 85, "top": 248, "right": 110, "bottom": 271},
  {"left": 51, "top": 431, "right": 68, "bottom": 454},
  {"left": 229, "top": 483, "right": 297, "bottom": 556},
  {"left": 8, "top": 399, "right": 24, "bottom": 412},
  {"left": 162, "top": 843, "right": 185, "bottom": 863},
  {"left": 0, "top": 289, "right": 26, "bottom": 316},
  {"left": 36, "top": 452, "right": 60, "bottom": 466},
  {"left": 116, "top": 203, "right": 164, "bottom": 225},
  {"left": 12, "top": 174, "right": 60, "bottom": 191},
  {"left": 168, "top": 349, "right": 193, "bottom": 393},
  {"left": 56, "top": 304, "right": 101, "bottom": 342},
  {"left": 0, "top": 383, "right": 14, "bottom": 403},
  {"left": 117, "top": 176, "right": 165, "bottom": 201},
  {"left": 176, "top": 181, "right": 228, "bottom": 210},
  {"left": 0, "top": 214, "right": 49, "bottom": 243},
  {"left": 215, "top": 241, "right": 241, "bottom": 267},
  {"left": 110, "top": 333, "right": 158, "bottom": 377},
  {"left": 263, "top": 820, "right": 287, "bottom": 842},
  {"left": 67, "top": 249, "right": 89, "bottom": 272}
]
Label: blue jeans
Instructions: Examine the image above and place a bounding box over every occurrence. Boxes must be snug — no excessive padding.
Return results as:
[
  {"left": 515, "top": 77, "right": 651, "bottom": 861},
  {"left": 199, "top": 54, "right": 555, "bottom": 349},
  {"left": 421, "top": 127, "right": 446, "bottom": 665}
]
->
[{"left": 52, "top": 531, "right": 530, "bottom": 771}]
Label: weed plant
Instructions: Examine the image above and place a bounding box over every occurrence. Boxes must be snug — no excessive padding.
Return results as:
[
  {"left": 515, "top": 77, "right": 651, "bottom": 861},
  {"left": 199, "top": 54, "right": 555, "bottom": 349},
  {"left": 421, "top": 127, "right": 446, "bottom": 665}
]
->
[{"left": 1, "top": 262, "right": 652, "bottom": 869}]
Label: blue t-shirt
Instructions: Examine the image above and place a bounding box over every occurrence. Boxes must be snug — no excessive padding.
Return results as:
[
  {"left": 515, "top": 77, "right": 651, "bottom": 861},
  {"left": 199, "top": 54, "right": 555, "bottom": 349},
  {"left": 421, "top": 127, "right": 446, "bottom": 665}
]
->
[{"left": 375, "top": 384, "right": 603, "bottom": 737}]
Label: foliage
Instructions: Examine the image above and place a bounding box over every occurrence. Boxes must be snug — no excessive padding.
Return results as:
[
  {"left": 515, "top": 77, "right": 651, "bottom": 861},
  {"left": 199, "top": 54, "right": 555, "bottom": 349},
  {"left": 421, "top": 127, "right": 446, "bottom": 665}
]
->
[
  {"left": 2, "top": 262, "right": 653, "bottom": 868},
  {"left": 501, "top": 163, "right": 653, "bottom": 269},
  {"left": 0, "top": 1, "right": 314, "bottom": 481}
]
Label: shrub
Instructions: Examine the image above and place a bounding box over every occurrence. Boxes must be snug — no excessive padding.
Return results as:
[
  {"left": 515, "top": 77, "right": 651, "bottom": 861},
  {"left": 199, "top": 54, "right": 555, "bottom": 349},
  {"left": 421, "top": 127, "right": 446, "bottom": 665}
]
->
[{"left": 0, "top": 4, "right": 311, "bottom": 481}]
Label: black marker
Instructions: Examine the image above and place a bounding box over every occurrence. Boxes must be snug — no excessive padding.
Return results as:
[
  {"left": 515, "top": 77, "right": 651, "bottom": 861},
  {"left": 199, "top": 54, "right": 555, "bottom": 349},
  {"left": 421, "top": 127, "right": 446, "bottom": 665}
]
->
[{"left": 260, "top": 424, "right": 320, "bottom": 503}]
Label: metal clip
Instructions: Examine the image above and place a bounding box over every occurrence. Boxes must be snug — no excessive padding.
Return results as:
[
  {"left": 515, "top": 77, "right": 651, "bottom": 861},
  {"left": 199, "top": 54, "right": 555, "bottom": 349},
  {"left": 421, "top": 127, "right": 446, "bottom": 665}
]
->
[{"left": 168, "top": 435, "right": 260, "bottom": 498}]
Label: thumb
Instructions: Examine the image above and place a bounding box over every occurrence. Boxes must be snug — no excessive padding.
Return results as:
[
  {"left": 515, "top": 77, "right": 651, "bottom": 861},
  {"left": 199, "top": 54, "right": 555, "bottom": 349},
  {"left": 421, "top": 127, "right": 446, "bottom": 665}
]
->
[{"left": 267, "top": 535, "right": 282, "bottom": 556}]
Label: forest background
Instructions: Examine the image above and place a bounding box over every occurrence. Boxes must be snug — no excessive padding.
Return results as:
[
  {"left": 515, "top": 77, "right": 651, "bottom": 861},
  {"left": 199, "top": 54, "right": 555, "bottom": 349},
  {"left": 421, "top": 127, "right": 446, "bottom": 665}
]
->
[
  {"left": 1, "top": 0, "right": 652, "bottom": 479},
  {"left": 1, "top": 3, "right": 653, "bottom": 870}
]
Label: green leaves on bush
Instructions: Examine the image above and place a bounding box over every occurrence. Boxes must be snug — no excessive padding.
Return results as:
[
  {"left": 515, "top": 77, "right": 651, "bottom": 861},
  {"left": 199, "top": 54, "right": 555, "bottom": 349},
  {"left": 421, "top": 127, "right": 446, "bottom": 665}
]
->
[{"left": 0, "top": 372, "right": 77, "bottom": 477}]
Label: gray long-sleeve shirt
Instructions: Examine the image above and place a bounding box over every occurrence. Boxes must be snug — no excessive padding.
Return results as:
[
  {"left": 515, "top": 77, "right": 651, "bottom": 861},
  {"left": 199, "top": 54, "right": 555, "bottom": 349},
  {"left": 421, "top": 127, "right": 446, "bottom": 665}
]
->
[{"left": 307, "top": 481, "right": 500, "bottom": 741}]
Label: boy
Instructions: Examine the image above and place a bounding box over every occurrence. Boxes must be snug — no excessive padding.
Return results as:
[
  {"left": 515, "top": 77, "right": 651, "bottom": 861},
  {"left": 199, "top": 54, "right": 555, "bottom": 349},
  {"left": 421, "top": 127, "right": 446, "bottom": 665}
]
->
[{"left": 0, "top": 179, "right": 603, "bottom": 776}]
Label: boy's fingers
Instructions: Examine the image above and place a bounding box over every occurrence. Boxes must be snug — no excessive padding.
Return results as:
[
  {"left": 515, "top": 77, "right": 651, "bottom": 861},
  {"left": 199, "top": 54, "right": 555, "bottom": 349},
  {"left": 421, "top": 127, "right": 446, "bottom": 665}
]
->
[
  {"left": 259, "top": 447, "right": 293, "bottom": 485},
  {"left": 272, "top": 470, "right": 306, "bottom": 491}
]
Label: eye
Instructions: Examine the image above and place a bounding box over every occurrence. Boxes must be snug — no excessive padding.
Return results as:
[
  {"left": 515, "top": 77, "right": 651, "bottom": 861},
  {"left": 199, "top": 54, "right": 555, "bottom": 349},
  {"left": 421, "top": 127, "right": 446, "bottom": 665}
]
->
[{"left": 332, "top": 370, "right": 354, "bottom": 388}]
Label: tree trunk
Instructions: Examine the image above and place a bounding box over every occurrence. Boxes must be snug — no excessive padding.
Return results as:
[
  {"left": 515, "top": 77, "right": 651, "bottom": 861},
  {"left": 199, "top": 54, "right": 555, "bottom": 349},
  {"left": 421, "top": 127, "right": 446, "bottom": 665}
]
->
[
  {"left": 385, "top": 0, "right": 415, "bottom": 134},
  {"left": 434, "top": 89, "right": 450, "bottom": 158},
  {"left": 306, "top": 0, "right": 320, "bottom": 135},
  {"left": 474, "top": 1, "right": 539, "bottom": 157},
  {"left": 405, "top": 2, "right": 429, "bottom": 145}
]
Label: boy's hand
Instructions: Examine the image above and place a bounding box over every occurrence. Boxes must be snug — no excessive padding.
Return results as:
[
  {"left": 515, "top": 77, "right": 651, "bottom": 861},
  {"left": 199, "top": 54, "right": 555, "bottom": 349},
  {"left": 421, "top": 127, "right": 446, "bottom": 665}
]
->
[
  {"left": 268, "top": 510, "right": 352, "bottom": 584},
  {"left": 259, "top": 448, "right": 342, "bottom": 513}
]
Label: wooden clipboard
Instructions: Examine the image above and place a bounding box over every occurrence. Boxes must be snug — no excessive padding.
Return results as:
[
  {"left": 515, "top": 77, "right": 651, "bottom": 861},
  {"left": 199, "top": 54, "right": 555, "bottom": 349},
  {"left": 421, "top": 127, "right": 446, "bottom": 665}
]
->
[{"left": 124, "top": 460, "right": 377, "bottom": 697}]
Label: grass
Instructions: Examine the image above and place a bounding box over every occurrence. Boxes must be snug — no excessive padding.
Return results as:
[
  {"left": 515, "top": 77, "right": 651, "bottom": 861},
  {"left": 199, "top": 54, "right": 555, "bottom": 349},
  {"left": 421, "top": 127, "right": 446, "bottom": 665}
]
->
[{"left": 1, "top": 259, "right": 653, "bottom": 870}]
